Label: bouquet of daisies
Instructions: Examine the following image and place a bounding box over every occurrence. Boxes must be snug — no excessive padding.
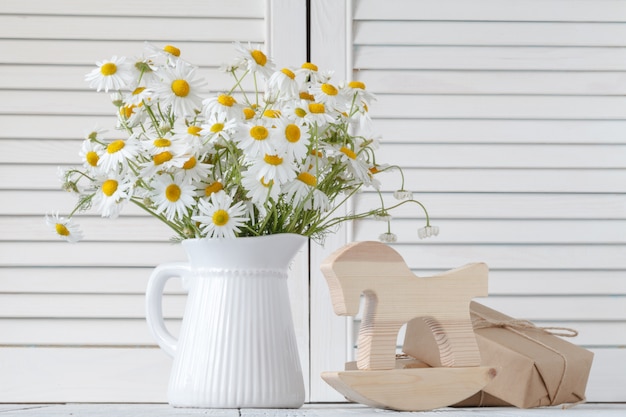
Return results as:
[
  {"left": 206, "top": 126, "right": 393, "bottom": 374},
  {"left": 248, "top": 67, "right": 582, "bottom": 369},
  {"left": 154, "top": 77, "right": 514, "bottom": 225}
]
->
[{"left": 47, "top": 42, "right": 438, "bottom": 243}]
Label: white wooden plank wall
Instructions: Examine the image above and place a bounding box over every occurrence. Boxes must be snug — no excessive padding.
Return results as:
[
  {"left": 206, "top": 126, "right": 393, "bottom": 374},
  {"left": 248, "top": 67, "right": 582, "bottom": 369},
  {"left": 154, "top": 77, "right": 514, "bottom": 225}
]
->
[
  {"left": 348, "top": 0, "right": 626, "bottom": 402},
  {"left": 0, "top": 0, "right": 272, "bottom": 402}
]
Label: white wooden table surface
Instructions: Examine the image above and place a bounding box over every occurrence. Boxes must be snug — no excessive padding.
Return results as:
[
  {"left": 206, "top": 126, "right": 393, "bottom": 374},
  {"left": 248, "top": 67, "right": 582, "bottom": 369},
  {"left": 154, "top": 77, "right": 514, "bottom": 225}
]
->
[{"left": 1, "top": 403, "right": 625, "bottom": 417}]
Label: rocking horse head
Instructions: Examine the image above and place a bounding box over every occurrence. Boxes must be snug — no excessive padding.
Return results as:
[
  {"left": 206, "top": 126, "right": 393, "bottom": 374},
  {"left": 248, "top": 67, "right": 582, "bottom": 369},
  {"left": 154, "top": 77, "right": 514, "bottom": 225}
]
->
[{"left": 321, "top": 241, "right": 488, "bottom": 370}]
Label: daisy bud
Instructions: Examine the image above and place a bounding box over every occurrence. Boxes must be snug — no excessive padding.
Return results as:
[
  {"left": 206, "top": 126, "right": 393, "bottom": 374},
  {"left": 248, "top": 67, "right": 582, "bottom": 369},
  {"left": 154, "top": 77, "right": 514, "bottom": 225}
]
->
[
  {"left": 394, "top": 189, "right": 413, "bottom": 200},
  {"left": 418, "top": 225, "right": 439, "bottom": 239},
  {"left": 379, "top": 232, "right": 398, "bottom": 243}
]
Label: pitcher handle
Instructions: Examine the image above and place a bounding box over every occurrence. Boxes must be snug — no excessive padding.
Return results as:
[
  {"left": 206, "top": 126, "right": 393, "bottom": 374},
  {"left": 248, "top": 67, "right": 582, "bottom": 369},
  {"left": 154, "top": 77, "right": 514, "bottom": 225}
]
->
[{"left": 145, "top": 262, "right": 191, "bottom": 357}]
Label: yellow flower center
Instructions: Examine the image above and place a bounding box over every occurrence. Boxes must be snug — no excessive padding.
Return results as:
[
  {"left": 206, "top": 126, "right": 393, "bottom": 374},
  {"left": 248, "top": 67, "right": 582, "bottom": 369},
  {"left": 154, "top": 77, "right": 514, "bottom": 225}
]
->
[
  {"left": 107, "top": 140, "right": 125, "bottom": 154},
  {"left": 171, "top": 79, "right": 190, "bottom": 97},
  {"left": 205, "top": 181, "right": 223, "bottom": 196},
  {"left": 187, "top": 126, "right": 202, "bottom": 136},
  {"left": 310, "top": 149, "right": 323, "bottom": 158},
  {"left": 250, "top": 125, "right": 269, "bottom": 141},
  {"left": 182, "top": 156, "right": 197, "bottom": 170},
  {"left": 285, "top": 124, "right": 301, "bottom": 143},
  {"left": 263, "top": 109, "right": 281, "bottom": 118},
  {"left": 369, "top": 166, "right": 380, "bottom": 174},
  {"left": 308, "top": 103, "right": 325, "bottom": 114},
  {"left": 250, "top": 49, "right": 268, "bottom": 66},
  {"left": 281, "top": 68, "right": 295, "bottom": 79},
  {"left": 132, "top": 86, "right": 146, "bottom": 95},
  {"left": 55, "top": 223, "right": 70, "bottom": 236},
  {"left": 301, "top": 62, "right": 318, "bottom": 71},
  {"left": 297, "top": 172, "right": 317, "bottom": 187},
  {"left": 102, "top": 179, "right": 118, "bottom": 196},
  {"left": 264, "top": 154, "right": 283, "bottom": 166},
  {"left": 294, "top": 107, "right": 307, "bottom": 118},
  {"left": 120, "top": 105, "right": 135, "bottom": 119},
  {"left": 165, "top": 184, "right": 181, "bottom": 202},
  {"left": 163, "top": 45, "right": 181, "bottom": 57},
  {"left": 349, "top": 81, "right": 366, "bottom": 90},
  {"left": 85, "top": 151, "right": 99, "bottom": 167},
  {"left": 299, "top": 91, "right": 315, "bottom": 101},
  {"left": 154, "top": 138, "right": 171, "bottom": 148},
  {"left": 340, "top": 146, "right": 357, "bottom": 160},
  {"left": 321, "top": 83, "right": 338, "bottom": 96},
  {"left": 100, "top": 62, "right": 117, "bottom": 76},
  {"left": 153, "top": 151, "right": 173, "bottom": 165},
  {"left": 218, "top": 94, "right": 236, "bottom": 107},
  {"left": 243, "top": 107, "right": 255, "bottom": 119},
  {"left": 210, "top": 123, "right": 224, "bottom": 133}
]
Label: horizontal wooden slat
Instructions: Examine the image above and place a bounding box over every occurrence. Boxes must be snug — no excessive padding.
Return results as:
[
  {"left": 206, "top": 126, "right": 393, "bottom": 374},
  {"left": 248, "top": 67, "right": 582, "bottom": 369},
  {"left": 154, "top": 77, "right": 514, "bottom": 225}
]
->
[
  {"left": 0, "top": 0, "right": 265, "bottom": 17},
  {"left": 354, "top": 21, "right": 626, "bottom": 47},
  {"left": 0, "top": 318, "right": 181, "bottom": 345},
  {"left": 371, "top": 119, "right": 626, "bottom": 144},
  {"left": 354, "top": 219, "right": 626, "bottom": 244},
  {"left": 0, "top": 293, "right": 186, "bottom": 319},
  {"left": 0, "top": 267, "right": 183, "bottom": 294},
  {"left": 0, "top": 241, "right": 187, "bottom": 267},
  {"left": 393, "top": 244, "right": 626, "bottom": 270},
  {"left": 354, "top": 46, "right": 626, "bottom": 71},
  {"left": 370, "top": 94, "right": 626, "bottom": 120},
  {"left": 0, "top": 65, "right": 256, "bottom": 91},
  {"left": 376, "top": 144, "right": 626, "bottom": 169},
  {"left": 354, "top": 0, "right": 626, "bottom": 22},
  {"left": 354, "top": 193, "right": 626, "bottom": 220},
  {"left": 1, "top": 40, "right": 255, "bottom": 66},
  {"left": 0, "top": 15, "right": 264, "bottom": 42},
  {"left": 358, "top": 70, "right": 626, "bottom": 95}
]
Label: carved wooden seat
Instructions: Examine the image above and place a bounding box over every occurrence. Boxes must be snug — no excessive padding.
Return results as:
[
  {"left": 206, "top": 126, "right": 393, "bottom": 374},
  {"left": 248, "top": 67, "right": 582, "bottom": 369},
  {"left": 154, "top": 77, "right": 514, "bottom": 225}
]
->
[{"left": 320, "top": 241, "right": 496, "bottom": 411}]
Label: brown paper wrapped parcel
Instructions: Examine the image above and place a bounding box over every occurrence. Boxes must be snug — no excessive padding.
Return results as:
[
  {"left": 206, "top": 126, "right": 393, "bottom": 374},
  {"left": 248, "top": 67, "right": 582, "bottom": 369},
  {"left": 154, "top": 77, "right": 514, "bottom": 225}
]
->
[{"left": 402, "top": 301, "right": 594, "bottom": 408}]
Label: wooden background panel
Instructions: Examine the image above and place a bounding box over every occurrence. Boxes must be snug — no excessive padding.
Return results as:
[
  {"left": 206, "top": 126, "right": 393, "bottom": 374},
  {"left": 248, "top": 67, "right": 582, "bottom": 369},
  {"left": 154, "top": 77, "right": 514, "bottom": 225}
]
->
[
  {"left": 354, "top": 193, "right": 626, "bottom": 219},
  {"left": 354, "top": 46, "right": 626, "bottom": 71},
  {"left": 0, "top": 15, "right": 265, "bottom": 42},
  {"left": 0, "top": 0, "right": 265, "bottom": 17},
  {"left": 358, "top": 70, "right": 626, "bottom": 95},
  {"left": 372, "top": 119, "right": 626, "bottom": 144},
  {"left": 354, "top": 0, "right": 626, "bottom": 22}
]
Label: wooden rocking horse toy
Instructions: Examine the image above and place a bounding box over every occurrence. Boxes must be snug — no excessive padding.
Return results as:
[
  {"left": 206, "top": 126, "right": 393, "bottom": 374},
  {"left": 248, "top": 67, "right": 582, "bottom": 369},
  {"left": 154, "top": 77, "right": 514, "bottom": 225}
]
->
[{"left": 320, "top": 241, "right": 496, "bottom": 411}]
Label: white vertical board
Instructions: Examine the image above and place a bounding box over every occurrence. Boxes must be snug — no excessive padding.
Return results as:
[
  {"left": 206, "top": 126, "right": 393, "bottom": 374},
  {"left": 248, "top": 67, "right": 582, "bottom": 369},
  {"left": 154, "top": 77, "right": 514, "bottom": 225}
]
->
[
  {"left": 0, "top": 0, "right": 310, "bottom": 403},
  {"left": 309, "top": 0, "right": 626, "bottom": 403}
]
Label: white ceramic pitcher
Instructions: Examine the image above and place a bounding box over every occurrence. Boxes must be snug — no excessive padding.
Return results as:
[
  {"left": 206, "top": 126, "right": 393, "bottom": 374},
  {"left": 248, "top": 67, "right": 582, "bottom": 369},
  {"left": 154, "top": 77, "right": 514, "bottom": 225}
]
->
[{"left": 145, "top": 234, "right": 307, "bottom": 408}]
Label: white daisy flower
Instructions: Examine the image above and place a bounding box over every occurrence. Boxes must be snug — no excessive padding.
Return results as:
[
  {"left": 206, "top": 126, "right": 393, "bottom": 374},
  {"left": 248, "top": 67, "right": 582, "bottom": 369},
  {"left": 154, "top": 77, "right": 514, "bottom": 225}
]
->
[
  {"left": 295, "top": 62, "right": 328, "bottom": 84},
  {"left": 273, "top": 119, "right": 311, "bottom": 161},
  {"left": 197, "top": 180, "right": 224, "bottom": 198},
  {"left": 98, "top": 136, "right": 141, "bottom": 173},
  {"left": 179, "top": 154, "right": 212, "bottom": 183},
  {"left": 143, "top": 42, "right": 183, "bottom": 66},
  {"left": 123, "top": 85, "right": 153, "bottom": 107},
  {"left": 193, "top": 190, "right": 248, "bottom": 239},
  {"left": 203, "top": 93, "right": 243, "bottom": 121},
  {"left": 309, "top": 81, "right": 348, "bottom": 110},
  {"left": 241, "top": 170, "right": 279, "bottom": 207},
  {"left": 141, "top": 132, "right": 189, "bottom": 157},
  {"left": 85, "top": 56, "right": 134, "bottom": 92},
  {"left": 335, "top": 145, "right": 374, "bottom": 186},
  {"left": 171, "top": 123, "right": 207, "bottom": 154},
  {"left": 45, "top": 212, "right": 83, "bottom": 243},
  {"left": 284, "top": 172, "right": 330, "bottom": 212},
  {"left": 266, "top": 67, "right": 299, "bottom": 100},
  {"left": 235, "top": 120, "right": 282, "bottom": 158},
  {"left": 201, "top": 115, "right": 238, "bottom": 146},
  {"left": 154, "top": 60, "right": 205, "bottom": 117},
  {"left": 139, "top": 148, "right": 189, "bottom": 178},
  {"left": 79, "top": 139, "right": 104, "bottom": 174},
  {"left": 234, "top": 42, "right": 276, "bottom": 79},
  {"left": 303, "top": 102, "right": 336, "bottom": 126},
  {"left": 281, "top": 99, "right": 311, "bottom": 124},
  {"left": 379, "top": 232, "right": 398, "bottom": 243},
  {"left": 150, "top": 174, "right": 196, "bottom": 221},
  {"left": 344, "top": 80, "right": 376, "bottom": 109},
  {"left": 248, "top": 152, "right": 297, "bottom": 185},
  {"left": 92, "top": 174, "right": 133, "bottom": 218}
]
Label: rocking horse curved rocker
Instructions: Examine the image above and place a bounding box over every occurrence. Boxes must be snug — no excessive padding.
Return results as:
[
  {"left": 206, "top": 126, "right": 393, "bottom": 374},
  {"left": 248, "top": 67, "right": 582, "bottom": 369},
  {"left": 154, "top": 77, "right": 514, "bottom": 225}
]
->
[{"left": 320, "top": 241, "right": 496, "bottom": 411}]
